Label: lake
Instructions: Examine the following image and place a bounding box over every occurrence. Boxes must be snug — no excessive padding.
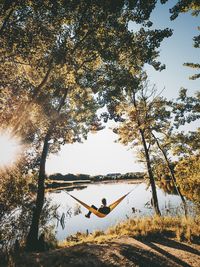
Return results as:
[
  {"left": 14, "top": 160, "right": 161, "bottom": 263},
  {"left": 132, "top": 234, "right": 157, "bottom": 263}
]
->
[{"left": 47, "top": 181, "right": 183, "bottom": 241}]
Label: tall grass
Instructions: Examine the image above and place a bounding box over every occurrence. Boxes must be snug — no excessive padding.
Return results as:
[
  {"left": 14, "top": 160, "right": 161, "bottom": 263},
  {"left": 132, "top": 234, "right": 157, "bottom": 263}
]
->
[{"left": 59, "top": 215, "right": 200, "bottom": 247}]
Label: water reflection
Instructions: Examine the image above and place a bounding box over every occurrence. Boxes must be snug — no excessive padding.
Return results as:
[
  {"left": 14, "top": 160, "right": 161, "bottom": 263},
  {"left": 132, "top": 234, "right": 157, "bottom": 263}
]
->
[
  {"left": 47, "top": 182, "right": 183, "bottom": 241},
  {"left": 58, "top": 204, "right": 82, "bottom": 230}
]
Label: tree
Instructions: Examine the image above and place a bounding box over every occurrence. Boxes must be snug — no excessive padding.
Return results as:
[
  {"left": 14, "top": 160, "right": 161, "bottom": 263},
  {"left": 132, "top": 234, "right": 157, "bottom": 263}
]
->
[
  {"left": 168, "top": 128, "right": 200, "bottom": 207},
  {"left": 0, "top": 163, "right": 57, "bottom": 253},
  {"left": 171, "top": 88, "right": 200, "bottom": 128},
  {"left": 175, "top": 154, "right": 200, "bottom": 206},
  {"left": 150, "top": 132, "right": 188, "bottom": 216},
  {"left": 94, "top": 4, "right": 173, "bottom": 216},
  {"left": 151, "top": 158, "right": 177, "bottom": 195},
  {"left": 0, "top": 160, "right": 36, "bottom": 251},
  {"left": 112, "top": 78, "right": 171, "bottom": 216},
  {"left": 149, "top": 88, "right": 200, "bottom": 214},
  {"left": 149, "top": 88, "right": 200, "bottom": 215},
  {"left": 169, "top": 0, "right": 200, "bottom": 20}
]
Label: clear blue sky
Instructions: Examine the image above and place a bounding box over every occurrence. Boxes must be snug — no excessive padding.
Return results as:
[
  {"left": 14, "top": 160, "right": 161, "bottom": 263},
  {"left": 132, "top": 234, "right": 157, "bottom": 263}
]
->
[
  {"left": 146, "top": 1, "right": 199, "bottom": 99},
  {"left": 46, "top": 2, "right": 199, "bottom": 176}
]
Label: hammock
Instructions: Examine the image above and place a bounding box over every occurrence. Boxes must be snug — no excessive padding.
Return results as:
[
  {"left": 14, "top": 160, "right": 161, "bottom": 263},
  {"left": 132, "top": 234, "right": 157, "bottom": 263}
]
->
[{"left": 66, "top": 187, "right": 136, "bottom": 218}]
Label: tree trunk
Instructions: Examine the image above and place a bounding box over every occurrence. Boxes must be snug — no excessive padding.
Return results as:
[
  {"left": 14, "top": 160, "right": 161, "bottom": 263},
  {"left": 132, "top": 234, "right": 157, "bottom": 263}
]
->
[
  {"left": 140, "top": 130, "right": 161, "bottom": 216},
  {"left": 166, "top": 161, "right": 188, "bottom": 217},
  {"left": 26, "top": 131, "right": 50, "bottom": 251},
  {"left": 26, "top": 91, "right": 68, "bottom": 251},
  {"left": 152, "top": 133, "right": 188, "bottom": 217}
]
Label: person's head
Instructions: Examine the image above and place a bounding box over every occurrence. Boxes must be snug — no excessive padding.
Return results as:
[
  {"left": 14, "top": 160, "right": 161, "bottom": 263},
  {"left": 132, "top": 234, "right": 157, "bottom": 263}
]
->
[{"left": 102, "top": 198, "right": 107, "bottom": 206}]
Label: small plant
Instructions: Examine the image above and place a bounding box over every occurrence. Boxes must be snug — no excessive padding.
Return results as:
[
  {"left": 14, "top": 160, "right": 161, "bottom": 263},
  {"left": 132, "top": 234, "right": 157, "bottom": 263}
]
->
[
  {"left": 93, "top": 230, "right": 105, "bottom": 238},
  {"left": 58, "top": 215, "right": 200, "bottom": 248}
]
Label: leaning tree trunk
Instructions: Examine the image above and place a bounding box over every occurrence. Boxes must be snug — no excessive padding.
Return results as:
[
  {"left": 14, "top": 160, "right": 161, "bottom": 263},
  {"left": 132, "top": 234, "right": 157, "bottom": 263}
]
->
[
  {"left": 151, "top": 133, "right": 188, "bottom": 217},
  {"left": 26, "top": 131, "right": 50, "bottom": 251},
  {"left": 140, "top": 130, "right": 161, "bottom": 216},
  {"left": 26, "top": 91, "right": 68, "bottom": 251},
  {"left": 165, "top": 159, "right": 188, "bottom": 217}
]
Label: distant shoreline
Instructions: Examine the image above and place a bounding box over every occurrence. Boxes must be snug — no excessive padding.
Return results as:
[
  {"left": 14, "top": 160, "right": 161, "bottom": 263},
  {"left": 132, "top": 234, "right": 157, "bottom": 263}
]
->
[
  {"left": 94, "top": 178, "right": 143, "bottom": 184},
  {"left": 45, "top": 177, "right": 144, "bottom": 192}
]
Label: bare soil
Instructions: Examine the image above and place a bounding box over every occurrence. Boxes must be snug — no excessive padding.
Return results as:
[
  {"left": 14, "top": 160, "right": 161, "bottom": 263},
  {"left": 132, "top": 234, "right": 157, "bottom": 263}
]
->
[{"left": 14, "top": 236, "right": 200, "bottom": 267}]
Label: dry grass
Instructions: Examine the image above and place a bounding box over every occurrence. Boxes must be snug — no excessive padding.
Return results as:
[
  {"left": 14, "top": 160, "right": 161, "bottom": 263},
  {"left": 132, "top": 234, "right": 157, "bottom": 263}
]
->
[{"left": 59, "top": 215, "right": 200, "bottom": 248}]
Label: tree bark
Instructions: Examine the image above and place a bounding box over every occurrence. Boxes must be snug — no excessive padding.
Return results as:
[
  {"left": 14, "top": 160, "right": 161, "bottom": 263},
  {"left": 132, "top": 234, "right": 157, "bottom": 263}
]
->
[
  {"left": 26, "top": 131, "right": 51, "bottom": 251},
  {"left": 132, "top": 92, "right": 161, "bottom": 216},
  {"left": 26, "top": 90, "right": 68, "bottom": 251},
  {"left": 151, "top": 132, "right": 188, "bottom": 217},
  {"left": 140, "top": 129, "right": 161, "bottom": 216},
  {"left": 0, "top": 7, "right": 15, "bottom": 35}
]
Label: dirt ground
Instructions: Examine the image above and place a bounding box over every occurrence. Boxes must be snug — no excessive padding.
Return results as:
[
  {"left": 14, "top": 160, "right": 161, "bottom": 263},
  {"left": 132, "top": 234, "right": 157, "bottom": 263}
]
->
[{"left": 14, "top": 236, "right": 200, "bottom": 267}]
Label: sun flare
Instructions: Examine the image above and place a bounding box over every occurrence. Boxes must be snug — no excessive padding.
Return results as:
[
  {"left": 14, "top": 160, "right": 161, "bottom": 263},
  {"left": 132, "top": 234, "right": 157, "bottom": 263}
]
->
[{"left": 0, "top": 131, "right": 22, "bottom": 168}]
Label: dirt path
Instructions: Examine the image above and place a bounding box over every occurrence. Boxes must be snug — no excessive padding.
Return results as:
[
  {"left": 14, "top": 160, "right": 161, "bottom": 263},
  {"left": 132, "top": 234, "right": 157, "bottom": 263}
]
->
[{"left": 14, "top": 236, "right": 200, "bottom": 267}]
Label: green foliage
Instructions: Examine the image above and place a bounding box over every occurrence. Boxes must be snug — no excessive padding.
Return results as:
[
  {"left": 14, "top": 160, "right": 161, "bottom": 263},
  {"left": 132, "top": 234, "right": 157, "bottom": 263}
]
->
[
  {"left": 0, "top": 167, "right": 32, "bottom": 215},
  {"left": 169, "top": 0, "right": 200, "bottom": 20},
  {"left": 151, "top": 158, "right": 177, "bottom": 195},
  {"left": 175, "top": 154, "right": 200, "bottom": 205},
  {"left": 0, "top": 164, "right": 36, "bottom": 249},
  {"left": 183, "top": 62, "right": 200, "bottom": 80},
  {"left": 110, "top": 75, "right": 173, "bottom": 215},
  {"left": 172, "top": 88, "right": 200, "bottom": 128},
  {"left": 0, "top": 1, "right": 173, "bottom": 155},
  {"left": 114, "top": 78, "right": 170, "bottom": 151},
  {"left": 193, "top": 29, "right": 200, "bottom": 48},
  {"left": 0, "top": 165, "right": 58, "bottom": 251},
  {"left": 170, "top": 129, "right": 200, "bottom": 157},
  {"left": 111, "top": 74, "right": 199, "bottom": 210}
]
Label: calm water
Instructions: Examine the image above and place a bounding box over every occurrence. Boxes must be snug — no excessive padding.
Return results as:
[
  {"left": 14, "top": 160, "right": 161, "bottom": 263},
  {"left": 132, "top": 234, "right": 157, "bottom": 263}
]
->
[{"left": 47, "top": 182, "right": 183, "bottom": 241}]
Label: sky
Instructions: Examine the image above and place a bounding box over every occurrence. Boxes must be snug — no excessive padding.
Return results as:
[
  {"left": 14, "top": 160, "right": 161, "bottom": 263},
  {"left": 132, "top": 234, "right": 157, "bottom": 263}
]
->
[{"left": 46, "top": 2, "right": 199, "bottom": 176}]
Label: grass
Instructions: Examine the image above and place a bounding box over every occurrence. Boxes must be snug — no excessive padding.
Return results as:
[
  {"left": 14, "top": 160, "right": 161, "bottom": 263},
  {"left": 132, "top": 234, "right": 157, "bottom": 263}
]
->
[{"left": 59, "top": 215, "right": 200, "bottom": 248}]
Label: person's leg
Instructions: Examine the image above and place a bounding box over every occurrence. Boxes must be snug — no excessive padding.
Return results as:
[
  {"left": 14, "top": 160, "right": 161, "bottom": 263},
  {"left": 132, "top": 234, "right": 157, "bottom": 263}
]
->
[{"left": 85, "top": 205, "right": 97, "bottom": 218}]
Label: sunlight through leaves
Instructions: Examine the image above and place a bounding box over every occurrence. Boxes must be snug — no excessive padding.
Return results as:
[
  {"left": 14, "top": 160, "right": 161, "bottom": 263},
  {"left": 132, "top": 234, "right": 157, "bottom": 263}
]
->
[{"left": 0, "top": 130, "right": 22, "bottom": 168}]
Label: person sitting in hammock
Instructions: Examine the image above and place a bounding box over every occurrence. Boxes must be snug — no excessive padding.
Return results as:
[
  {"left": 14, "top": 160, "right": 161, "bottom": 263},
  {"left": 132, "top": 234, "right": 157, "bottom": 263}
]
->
[{"left": 85, "top": 198, "right": 110, "bottom": 218}]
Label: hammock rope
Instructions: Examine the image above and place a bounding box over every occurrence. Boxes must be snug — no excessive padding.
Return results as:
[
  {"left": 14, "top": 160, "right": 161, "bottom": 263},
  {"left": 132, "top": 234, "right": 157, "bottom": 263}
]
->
[{"left": 66, "top": 183, "right": 140, "bottom": 218}]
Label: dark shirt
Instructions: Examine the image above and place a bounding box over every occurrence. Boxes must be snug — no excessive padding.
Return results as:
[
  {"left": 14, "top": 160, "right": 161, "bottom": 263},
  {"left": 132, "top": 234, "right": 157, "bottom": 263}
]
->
[{"left": 98, "top": 206, "right": 110, "bottom": 215}]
